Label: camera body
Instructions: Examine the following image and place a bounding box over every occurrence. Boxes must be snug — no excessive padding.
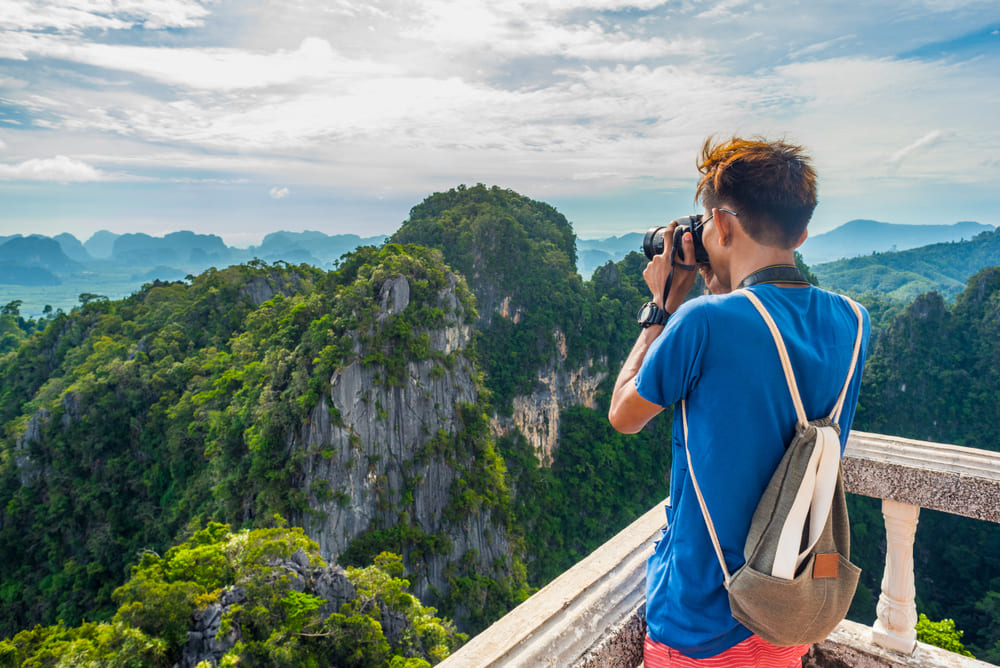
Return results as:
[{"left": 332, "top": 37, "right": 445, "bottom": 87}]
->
[{"left": 642, "top": 215, "right": 710, "bottom": 264}]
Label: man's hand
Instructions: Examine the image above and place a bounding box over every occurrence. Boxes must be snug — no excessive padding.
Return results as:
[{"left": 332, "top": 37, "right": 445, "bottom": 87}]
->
[{"left": 642, "top": 221, "right": 698, "bottom": 312}]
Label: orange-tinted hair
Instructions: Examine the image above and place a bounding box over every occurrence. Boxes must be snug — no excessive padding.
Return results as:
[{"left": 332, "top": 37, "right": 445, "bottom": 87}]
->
[{"left": 695, "top": 136, "right": 817, "bottom": 248}]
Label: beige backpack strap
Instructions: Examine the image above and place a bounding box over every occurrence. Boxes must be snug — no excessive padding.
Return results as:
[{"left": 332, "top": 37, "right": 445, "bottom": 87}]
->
[
  {"left": 737, "top": 289, "right": 809, "bottom": 429},
  {"left": 682, "top": 399, "right": 732, "bottom": 588},
  {"left": 830, "top": 299, "right": 865, "bottom": 423}
]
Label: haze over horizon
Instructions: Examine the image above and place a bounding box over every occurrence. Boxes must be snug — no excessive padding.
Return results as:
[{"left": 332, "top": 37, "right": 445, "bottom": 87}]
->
[{"left": 1, "top": 1, "right": 998, "bottom": 246}]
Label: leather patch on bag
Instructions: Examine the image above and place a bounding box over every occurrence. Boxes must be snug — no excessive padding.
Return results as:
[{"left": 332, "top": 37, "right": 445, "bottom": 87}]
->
[{"left": 813, "top": 553, "right": 839, "bottom": 579}]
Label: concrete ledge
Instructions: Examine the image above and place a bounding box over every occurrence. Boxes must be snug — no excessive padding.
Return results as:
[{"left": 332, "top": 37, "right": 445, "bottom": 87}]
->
[
  {"left": 806, "top": 620, "right": 995, "bottom": 668},
  {"left": 438, "top": 499, "right": 666, "bottom": 667},
  {"left": 843, "top": 432, "right": 1000, "bottom": 522}
]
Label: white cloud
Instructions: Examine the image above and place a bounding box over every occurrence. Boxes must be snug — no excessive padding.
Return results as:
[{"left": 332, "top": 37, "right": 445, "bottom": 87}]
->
[
  {"left": 8, "top": 35, "right": 395, "bottom": 91},
  {"left": 269, "top": 186, "right": 290, "bottom": 199},
  {"left": 0, "top": 155, "right": 104, "bottom": 181},
  {"left": 788, "top": 35, "right": 857, "bottom": 59},
  {"left": 889, "top": 130, "right": 946, "bottom": 165},
  {"left": 0, "top": 0, "right": 211, "bottom": 32},
  {"left": 401, "top": 0, "right": 691, "bottom": 61}
]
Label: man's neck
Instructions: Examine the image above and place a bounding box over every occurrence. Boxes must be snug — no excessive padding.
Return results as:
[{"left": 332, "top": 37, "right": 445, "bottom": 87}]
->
[{"left": 727, "top": 247, "right": 799, "bottom": 291}]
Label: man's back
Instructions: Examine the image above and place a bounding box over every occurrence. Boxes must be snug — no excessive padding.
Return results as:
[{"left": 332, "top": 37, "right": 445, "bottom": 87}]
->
[{"left": 635, "top": 285, "right": 870, "bottom": 657}]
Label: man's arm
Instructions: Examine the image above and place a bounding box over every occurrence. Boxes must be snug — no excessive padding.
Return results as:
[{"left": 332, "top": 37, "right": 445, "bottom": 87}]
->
[
  {"left": 608, "top": 327, "right": 666, "bottom": 433},
  {"left": 608, "top": 227, "right": 696, "bottom": 434}
]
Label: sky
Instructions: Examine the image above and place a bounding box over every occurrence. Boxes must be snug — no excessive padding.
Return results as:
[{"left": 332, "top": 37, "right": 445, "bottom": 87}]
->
[{"left": 0, "top": 0, "right": 998, "bottom": 246}]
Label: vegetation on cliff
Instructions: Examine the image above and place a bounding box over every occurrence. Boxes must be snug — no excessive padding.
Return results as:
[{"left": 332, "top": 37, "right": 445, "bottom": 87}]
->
[
  {"left": 0, "top": 522, "right": 464, "bottom": 667},
  {"left": 0, "top": 243, "right": 522, "bottom": 643}
]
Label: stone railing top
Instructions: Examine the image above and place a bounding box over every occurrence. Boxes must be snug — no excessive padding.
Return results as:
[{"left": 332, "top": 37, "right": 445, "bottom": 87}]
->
[{"left": 844, "top": 431, "right": 1000, "bottom": 523}]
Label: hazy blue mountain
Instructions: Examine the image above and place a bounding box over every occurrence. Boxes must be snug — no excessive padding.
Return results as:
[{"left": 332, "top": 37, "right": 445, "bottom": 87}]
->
[
  {"left": 2, "top": 229, "right": 389, "bottom": 316},
  {"left": 83, "top": 230, "right": 121, "bottom": 259},
  {"left": 246, "top": 231, "right": 387, "bottom": 265},
  {"left": 0, "top": 265, "right": 60, "bottom": 286},
  {"left": 576, "top": 232, "right": 644, "bottom": 278},
  {"left": 53, "top": 233, "right": 92, "bottom": 263},
  {"left": 799, "top": 219, "right": 993, "bottom": 264},
  {"left": 0, "top": 236, "right": 80, "bottom": 275},
  {"left": 113, "top": 231, "right": 234, "bottom": 267}
]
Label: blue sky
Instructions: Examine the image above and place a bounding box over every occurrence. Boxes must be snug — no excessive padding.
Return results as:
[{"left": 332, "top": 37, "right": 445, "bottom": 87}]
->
[{"left": 0, "top": 1, "right": 997, "bottom": 246}]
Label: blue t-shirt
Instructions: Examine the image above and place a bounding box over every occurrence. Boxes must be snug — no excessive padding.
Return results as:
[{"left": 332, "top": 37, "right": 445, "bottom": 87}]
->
[{"left": 635, "top": 284, "right": 870, "bottom": 659}]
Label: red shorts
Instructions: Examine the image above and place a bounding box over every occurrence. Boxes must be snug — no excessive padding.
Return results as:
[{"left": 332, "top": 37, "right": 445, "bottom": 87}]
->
[{"left": 644, "top": 633, "right": 809, "bottom": 667}]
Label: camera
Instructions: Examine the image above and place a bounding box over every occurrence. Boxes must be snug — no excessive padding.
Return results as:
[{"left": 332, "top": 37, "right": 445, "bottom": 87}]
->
[{"left": 642, "top": 215, "right": 710, "bottom": 264}]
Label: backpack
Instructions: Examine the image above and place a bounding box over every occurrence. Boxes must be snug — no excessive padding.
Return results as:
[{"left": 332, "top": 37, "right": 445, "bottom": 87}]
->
[{"left": 680, "top": 288, "right": 864, "bottom": 647}]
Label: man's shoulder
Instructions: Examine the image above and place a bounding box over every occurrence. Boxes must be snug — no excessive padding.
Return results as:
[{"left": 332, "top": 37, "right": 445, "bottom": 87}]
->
[{"left": 676, "top": 287, "right": 869, "bottom": 330}]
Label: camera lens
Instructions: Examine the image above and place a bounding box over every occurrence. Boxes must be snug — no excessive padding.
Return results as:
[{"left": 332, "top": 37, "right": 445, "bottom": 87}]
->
[{"left": 643, "top": 227, "right": 666, "bottom": 259}]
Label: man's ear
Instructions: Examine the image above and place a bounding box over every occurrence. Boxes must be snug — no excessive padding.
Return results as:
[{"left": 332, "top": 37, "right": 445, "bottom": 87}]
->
[
  {"left": 715, "top": 208, "right": 733, "bottom": 246},
  {"left": 792, "top": 227, "right": 808, "bottom": 249}
]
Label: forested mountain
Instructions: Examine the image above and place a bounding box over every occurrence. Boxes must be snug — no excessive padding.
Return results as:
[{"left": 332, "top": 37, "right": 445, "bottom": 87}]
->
[{"left": 813, "top": 227, "right": 1000, "bottom": 302}]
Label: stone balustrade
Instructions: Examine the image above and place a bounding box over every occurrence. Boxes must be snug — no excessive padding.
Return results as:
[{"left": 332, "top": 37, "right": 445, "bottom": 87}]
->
[{"left": 439, "top": 431, "right": 1000, "bottom": 667}]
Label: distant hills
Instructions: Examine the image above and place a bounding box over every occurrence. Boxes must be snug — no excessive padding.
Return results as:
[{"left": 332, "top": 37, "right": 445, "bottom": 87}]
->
[
  {"left": 812, "top": 226, "right": 1000, "bottom": 302},
  {"left": 575, "top": 219, "right": 995, "bottom": 279},
  {"left": 799, "top": 219, "right": 994, "bottom": 265},
  {"left": 0, "top": 229, "right": 387, "bottom": 315},
  {"left": 576, "top": 232, "right": 644, "bottom": 279},
  {"left": 4, "top": 217, "right": 999, "bottom": 316}
]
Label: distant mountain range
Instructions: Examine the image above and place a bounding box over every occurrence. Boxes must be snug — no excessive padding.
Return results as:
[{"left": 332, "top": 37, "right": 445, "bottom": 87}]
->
[
  {"left": 576, "top": 219, "right": 996, "bottom": 279},
  {"left": 0, "top": 229, "right": 387, "bottom": 315},
  {"left": 798, "top": 220, "right": 994, "bottom": 264},
  {"left": 812, "top": 226, "right": 1000, "bottom": 302}
]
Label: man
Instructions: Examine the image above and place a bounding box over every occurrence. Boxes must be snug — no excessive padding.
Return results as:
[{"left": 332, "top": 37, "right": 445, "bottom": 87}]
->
[{"left": 608, "top": 136, "right": 870, "bottom": 667}]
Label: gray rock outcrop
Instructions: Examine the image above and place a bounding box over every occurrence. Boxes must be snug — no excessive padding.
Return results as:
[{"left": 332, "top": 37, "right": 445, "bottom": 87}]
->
[{"left": 299, "top": 273, "right": 513, "bottom": 611}]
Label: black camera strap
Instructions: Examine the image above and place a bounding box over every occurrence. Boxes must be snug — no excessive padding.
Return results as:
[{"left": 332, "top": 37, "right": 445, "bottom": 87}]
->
[{"left": 737, "top": 264, "right": 809, "bottom": 289}]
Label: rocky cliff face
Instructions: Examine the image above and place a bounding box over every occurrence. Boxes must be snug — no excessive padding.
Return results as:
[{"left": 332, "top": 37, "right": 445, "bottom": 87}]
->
[
  {"left": 493, "top": 327, "right": 607, "bottom": 464},
  {"left": 298, "top": 273, "right": 515, "bottom": 609}
]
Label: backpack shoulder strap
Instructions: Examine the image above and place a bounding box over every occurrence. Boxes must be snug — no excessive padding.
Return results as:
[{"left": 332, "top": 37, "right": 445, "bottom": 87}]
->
[
  {"left": 737, "top": 289, "right": 864, "bottom": 426},
  {"left": 829, "top": 298, "right": 865, "bottom": 423},
  {"left": 736, "top": 289, "right": 807, "bottom": 429}
]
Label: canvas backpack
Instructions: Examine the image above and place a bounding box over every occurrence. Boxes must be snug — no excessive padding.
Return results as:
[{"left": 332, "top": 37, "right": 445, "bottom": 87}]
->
[{"left": 681, "top": 288, "right": 864, "bottom": 647}]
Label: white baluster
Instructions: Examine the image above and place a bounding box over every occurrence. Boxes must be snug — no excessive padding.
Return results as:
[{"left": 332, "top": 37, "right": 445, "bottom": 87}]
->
[{"left": 872, "top": 499, "right": 920, "bottom": 654}]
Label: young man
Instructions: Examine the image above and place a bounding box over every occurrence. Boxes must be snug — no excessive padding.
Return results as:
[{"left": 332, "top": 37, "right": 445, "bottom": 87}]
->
[{"left": 608, "top": 136, "right": 870, "bottom": 667}]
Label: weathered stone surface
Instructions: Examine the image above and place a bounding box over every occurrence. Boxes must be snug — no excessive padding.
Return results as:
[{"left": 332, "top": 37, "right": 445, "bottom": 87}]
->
[
  {"left": 177, "top": 586, "right": 247, "bottom": 668},
  {"left": 804, "top": 620, "right": 996, "bottom": 668},
  {"left": 239, "top": 273, "right": 300, "bottom": 306},
  {"left": 299, "top": 275, "right": 513, "bottom": 608},
  {"left": 844, "top": 431, "right": 1000, "bottom": 523},
  {"left": 14, "top": 408, "right": 49, "bottom": 486},
  {"left": 574, "top": 603, "right": 646, "bottom": 668},
  {"left": 376, "top": 275, "right": 410, "bottom": 324},
  {"left": 60, "top": 391, "right": 81, "bottom": 430}
]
